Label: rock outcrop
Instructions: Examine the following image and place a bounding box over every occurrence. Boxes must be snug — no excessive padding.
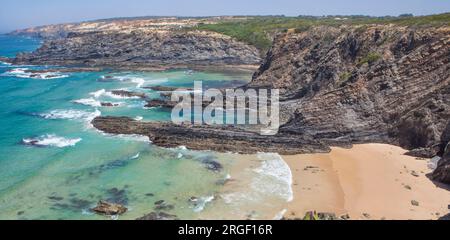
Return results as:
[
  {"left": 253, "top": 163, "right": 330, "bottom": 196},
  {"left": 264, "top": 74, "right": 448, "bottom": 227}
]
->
[
  {"left": 92, "top": 116, "right": 330, "bottom": 155},
  {"left": 92, "top": 25, "right": 449, "bottom": 163},
  {"left": 10, "top": 18, "right": 261, "bottom": 69},
  {"left": 91, "top": 200, "right": 128, "bottom": 216},
  {"left": 248, "top": 25, "right": 449, "bottom": 155},
  {"left": 432, "top": 122, "right": 450, "bottom": 183}
]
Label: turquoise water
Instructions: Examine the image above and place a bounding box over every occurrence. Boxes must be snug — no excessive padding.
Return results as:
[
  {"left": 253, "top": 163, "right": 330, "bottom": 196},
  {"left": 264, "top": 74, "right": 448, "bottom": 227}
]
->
[{"left": 0, "top": 35, "right": 291, "bottom": 220}]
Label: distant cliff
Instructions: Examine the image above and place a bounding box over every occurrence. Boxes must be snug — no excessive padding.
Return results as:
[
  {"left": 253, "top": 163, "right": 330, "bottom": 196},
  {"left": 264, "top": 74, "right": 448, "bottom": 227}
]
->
[{"left": 9, "top": 17, "right": 261, "bottom": 68}]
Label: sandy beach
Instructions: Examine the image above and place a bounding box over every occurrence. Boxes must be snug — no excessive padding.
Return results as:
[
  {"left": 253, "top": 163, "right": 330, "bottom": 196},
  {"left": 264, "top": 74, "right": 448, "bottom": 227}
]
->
[{"left": 282, "top": 144, "right": 450, "bottom": 220}]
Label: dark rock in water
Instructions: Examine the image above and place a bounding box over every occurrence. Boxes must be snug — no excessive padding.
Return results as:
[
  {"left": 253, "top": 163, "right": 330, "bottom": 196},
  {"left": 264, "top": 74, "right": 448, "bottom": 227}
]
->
[
  {"left": 91, "top": 116, "right": 330, "bottom": 155},
  {"left": 48, "top": 196, "right": 64, "bottom": 201},
  {"left": 202, "top": 158, "right": 223, "bottom": 172},
  {"left": 17, "top": 211, "right": 25, "bottom": 216},
  {"left": 91, "top": 200, "right": 127, "bottom": 216},
  {"left": 155, "top": 204, "right": 174, "bottom": 211},
  {"left": 145, "top": 99, "right": 178, "bottom": 109},
  {"left": 98, "top": 76, "right": 115, "bottom": 82},
  {"left": 188, "top": 197, "right": 199, "bottom": 203},
  {"left": 101, "top": 102, "right": 119, "bottom": 107},
  {"left": 136, "top": 212, "right": 178, "bottom": 220},
  {"left": 69, "top": 198, "right": 93, "bottom": 210},
  {"left": 154, "top": 200, "right": 174, "bottom": 211},
  {"left": 145, "top": 193, "right": 155, "bottom": 197},
  {"left": 105, "top": 187, "right": 128, "bottom": 205},
  {"left": 143, "top": 86, "right": 191, "bottom": 92},
  {"left": 111, "top": 90, "right": 146, "bottom": 99},
  {"left": 51, "top": 198, "right": 93, "bottom": 213}
]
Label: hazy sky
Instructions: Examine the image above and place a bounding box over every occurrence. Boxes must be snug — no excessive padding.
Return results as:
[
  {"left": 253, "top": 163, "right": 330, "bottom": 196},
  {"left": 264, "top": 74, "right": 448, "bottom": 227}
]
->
[{"left": 0, "top": 0, "right": 449, "bottom": 32}]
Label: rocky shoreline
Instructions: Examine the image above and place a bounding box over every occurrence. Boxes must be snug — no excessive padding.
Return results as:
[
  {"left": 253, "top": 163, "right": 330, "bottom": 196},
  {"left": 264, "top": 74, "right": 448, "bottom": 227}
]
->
[
  {"left": 8, "top": 19, "right": 450, "bottom": 185},
  {"left": 89, "top": 24, "right": 450, "bottom": 184},
  {"left": 92, "top": 116, "right": 330, "bottom": 155}
]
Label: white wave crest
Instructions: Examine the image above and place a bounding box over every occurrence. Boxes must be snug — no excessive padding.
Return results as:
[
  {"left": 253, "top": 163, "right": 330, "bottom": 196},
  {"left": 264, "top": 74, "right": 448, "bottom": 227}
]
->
[
  {"left": 73, "top": 98, "right": 122, "bottom": 108},
  {"left": 23, "top": 134, "right": 82, "bottom": 148},
  {"left": 89, "top": 89, "right": 106, "bottom": 98},
  {"left": 72, "top": 98, "right": 102, "bottom": 107},
  {"left": 40, "top": 109, "right": 100, "bottom": 120},
  {"left": 39, "top": 109, "right": 101, "bottom": 129},
  {"left": 252, "top": 153, "right": 294, "bottom": 202},
  {"left": 3, "top": 68, "right": 69, "bottom": 79},
  {"left": 193, "top": 195, "right": 215, "bottom": 213},
  {"left": 99, "top": 132, "right": 150, "bottom": 142},
  {"left": 130, "top": 77, "right": 145, "bottom": 88}
]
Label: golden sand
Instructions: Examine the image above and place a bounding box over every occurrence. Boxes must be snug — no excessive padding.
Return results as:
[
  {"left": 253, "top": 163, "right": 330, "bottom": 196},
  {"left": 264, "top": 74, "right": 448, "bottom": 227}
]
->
[{"left": 282, "top": 144, "right": 450, "bottom": 220}]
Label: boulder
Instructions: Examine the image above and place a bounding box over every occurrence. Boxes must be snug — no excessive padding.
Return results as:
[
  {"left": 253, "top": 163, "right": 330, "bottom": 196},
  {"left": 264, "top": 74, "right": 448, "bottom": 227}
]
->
[{"left": 91, "top": 200, "right": 127, "bottom": 216}]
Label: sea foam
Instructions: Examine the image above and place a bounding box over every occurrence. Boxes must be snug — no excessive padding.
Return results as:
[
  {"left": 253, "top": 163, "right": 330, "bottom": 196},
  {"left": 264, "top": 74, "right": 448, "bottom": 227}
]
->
[
  {"left": 3, "top": 68, "right": 69, "bottom": 79},
  {"left": 22, "top": 134, "right": 82, "bottom": 148},
  {"left": 39, "top": 109, "right": 101, "bottom": 129},
  {"left": 252, "top": 153, "right": 294, "bottom": 202},
  {"left": 72, "top": 98, "right": 102, "bottom": 107}
]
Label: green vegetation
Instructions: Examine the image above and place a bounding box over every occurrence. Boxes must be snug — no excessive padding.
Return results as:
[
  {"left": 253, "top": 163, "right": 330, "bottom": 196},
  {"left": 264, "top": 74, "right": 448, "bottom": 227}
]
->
[
  {"left": 339, "top": 72, "right": 352, "bottom": 81},
  {"left": 358, "top": 52, "right": 382, "bottom": 65},
  {"left": 193, "top": 13, "right": 450, "bottom": 53}
]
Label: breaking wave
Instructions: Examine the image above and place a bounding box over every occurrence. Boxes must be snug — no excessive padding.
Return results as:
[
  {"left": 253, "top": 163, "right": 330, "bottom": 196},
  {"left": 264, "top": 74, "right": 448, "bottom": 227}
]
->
[
  {"left": 193, "top": 195, "right": 215, "bottom": 213},
  {"left": 252, "top": 153, "right": 293, "bottom": 202},
  {"left": 39, "top": 109, "right": 101, "bottom": 129},
  {"left": 3, "top": 68, "right": 69, "bottom": 79},
  {"left": 72, "top": 98, "right": 102, "bottom": 107},
  {"left": 22, "top": 134, "right": 82, "bottom": 148}
]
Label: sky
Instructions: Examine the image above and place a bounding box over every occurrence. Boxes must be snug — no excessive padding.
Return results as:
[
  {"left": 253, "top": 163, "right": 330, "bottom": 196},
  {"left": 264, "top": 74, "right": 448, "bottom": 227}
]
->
[{"left": 0, "top": 0, "right": 449, "bottom": 32}]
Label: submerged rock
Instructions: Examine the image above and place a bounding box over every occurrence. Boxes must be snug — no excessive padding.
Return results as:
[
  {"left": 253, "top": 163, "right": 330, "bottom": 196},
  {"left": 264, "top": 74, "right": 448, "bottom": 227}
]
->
[
  {"left": 91, "top": 200, "right": 127, "bottom": 216},
  {"left": 111, "top": 90, "right": 146, "bottom": 99},
  {"left": 136, "top": 212, "right": 178, "bottom": 220},
  {"left": 101, "top": 102, "right": 120, "bottom": 107},
  {"left": 145, "top": 99, "right": 178, "bottom": 109},
  {"left": 154, "top": 200, "right": 174, "bottom": 211},
  {"left": 202, "top": 158, "right": 223, "bottom": 172}
]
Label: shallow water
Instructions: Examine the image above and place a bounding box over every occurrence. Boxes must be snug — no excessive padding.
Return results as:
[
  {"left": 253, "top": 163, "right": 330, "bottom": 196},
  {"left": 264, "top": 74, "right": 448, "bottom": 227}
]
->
[{"left": 0, "top": 34, "right": 291, "bottom": 220}]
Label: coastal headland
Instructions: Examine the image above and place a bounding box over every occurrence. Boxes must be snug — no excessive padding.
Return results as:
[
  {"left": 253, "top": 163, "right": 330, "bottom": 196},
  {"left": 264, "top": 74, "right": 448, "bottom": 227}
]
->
[{"left": 7, "top": 14, "right": 450, "bottom": 219}]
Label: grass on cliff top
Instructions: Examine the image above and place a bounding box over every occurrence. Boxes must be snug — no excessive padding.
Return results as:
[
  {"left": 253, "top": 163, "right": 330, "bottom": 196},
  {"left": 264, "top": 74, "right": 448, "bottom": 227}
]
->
[{"left": 194, "top": 13, "right": 450, "bottom": 53}]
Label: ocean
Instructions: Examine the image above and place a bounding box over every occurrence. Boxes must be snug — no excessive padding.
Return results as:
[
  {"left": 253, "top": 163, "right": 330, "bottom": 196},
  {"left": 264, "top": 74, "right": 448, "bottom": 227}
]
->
[{"left": 0, "top": 34, "right": 292, "bottom": 220}]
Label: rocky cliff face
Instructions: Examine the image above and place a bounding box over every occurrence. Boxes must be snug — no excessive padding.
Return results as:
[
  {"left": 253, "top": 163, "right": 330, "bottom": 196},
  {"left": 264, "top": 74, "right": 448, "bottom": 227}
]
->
[
  {"left": 432, "top": 123, "right": 450, "bottom": 183},
  {"left": 249, "top": 25, "right": 450, "bottom": 156},
  {"left": 10, "top": 17, "right": 261, "bottom": 68},
  {"left": 12, "top": 30, "right": 261, "bottom": 68}
]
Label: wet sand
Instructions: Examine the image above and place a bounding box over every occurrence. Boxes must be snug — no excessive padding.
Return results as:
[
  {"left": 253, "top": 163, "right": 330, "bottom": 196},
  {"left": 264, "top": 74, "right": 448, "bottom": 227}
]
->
[{"left": 282, "top": 144, "right": 450, "bottom": 220}]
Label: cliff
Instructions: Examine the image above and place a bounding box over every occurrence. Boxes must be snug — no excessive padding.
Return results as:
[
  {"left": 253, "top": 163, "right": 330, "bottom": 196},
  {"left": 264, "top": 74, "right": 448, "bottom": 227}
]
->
[
  {"left": 88, "top": 24, "right": 450, "bottom": 183},
  {"left": 248, "top": 25, "right": 449, "bottom": 157},
  {"left": 10, "top": 17, "right": 261, "bottom": 69}
]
